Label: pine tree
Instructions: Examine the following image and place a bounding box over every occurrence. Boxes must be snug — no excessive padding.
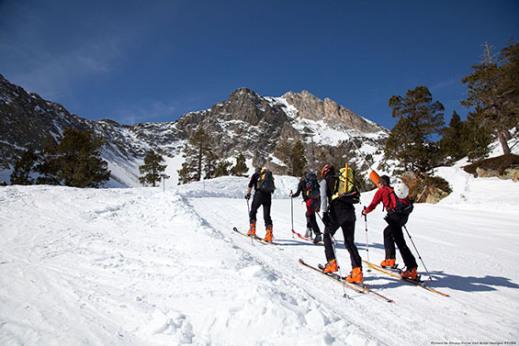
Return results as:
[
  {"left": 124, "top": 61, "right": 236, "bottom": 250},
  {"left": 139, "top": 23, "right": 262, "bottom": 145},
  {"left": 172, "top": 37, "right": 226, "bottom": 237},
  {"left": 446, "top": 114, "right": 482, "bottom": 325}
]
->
[
  {"left": 139, "top": 150, "right": 167, "bottom": 186},
  {"left": 440, "top": 111, "right": 466, "bottom": 162},
  {"left": 385, "top": 86, "right": 445, "bottom": 172},
  {"left": 36, "top": 137, "right": 61, "bottom": 185},
  {"left": 177, "top": 163, "right": 194, "bottom": 185},
  {"left": 10, "top": 148, "right": 38, "bottom": 185},
  {"left": 463, "top": 110, "right": 493, "bottom": 161},
  {"left": 177, "top": 127, "right": 212, "bottom": 184},
  {"left": 214, "top": 160, "right": 232, "bottom": 177},
  {"left": 203, "top": 148, "right": 218, "bottom": 179},
  {"left": 290, "top": 140, "right": 307, "bottom": 176},
  {"left": 231, "top": 153, "right": 248, "bottom": 176},
  {"left": 273, "top": 138, "right": 293, "bottom": 174},
  {"left": 462, "top": 42, "right": 519, "bottom": 155},
  {"left": 37, "top": 128, "right": 110, "bottom": 187}
]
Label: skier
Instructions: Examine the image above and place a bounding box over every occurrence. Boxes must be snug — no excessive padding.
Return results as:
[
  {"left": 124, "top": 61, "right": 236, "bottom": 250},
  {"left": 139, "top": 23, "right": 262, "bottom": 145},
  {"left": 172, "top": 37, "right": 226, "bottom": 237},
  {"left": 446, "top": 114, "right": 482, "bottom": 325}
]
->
[
  {"left": 245, "top": 167, "right": 275, "bottom": 242},
  {"left": 362, "top": 175, "right": 418, "bottom": 280},
  {"left": 319, "top": 163, "right": 363, "bottom": 284},
  {"left": 290, "top": 171, "right": 322, "bottom": 244}
]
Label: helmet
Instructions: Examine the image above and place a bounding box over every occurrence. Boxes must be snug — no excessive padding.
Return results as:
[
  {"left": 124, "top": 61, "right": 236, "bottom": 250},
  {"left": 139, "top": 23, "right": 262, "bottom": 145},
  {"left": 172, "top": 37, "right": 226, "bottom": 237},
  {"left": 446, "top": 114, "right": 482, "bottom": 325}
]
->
[
  {"left": 394, "top": 180, "right": 409, "bottom": 199},
  {"left": 320, "top": 164, "right": 333, "bottom": 178}
]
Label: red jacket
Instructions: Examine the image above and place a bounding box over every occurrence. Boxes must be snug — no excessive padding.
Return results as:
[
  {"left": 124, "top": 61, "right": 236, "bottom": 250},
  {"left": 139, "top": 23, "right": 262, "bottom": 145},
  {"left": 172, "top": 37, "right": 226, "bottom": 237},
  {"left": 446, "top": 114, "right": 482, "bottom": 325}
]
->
[{"left": 365, "top": 186, "right": 409, "bottom": 214}]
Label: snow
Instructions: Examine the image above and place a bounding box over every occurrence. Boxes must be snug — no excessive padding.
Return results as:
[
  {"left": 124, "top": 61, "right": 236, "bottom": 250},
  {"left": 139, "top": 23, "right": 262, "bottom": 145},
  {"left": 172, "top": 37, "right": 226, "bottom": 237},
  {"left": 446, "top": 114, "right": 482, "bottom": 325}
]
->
[
  {"left": 1, "top": 168, "right": 519, "bottom": 345},
  {"left": 176, "top": 175, "right": 299, "bottom": 199},
  {"left": 434, "top": 165, "right": 519, "bottom": 210},
  {"left": 162, "top": 154, "right": 185, "bottom": 187},
  {"left": 266, "top": 96, "right": 299, "bottom": 118},
  {"left": 268, "top": 154, "right": 286, "bottom": 167},
  {"left": 287, "top": 117, "right": 386, "bottom": 147}
]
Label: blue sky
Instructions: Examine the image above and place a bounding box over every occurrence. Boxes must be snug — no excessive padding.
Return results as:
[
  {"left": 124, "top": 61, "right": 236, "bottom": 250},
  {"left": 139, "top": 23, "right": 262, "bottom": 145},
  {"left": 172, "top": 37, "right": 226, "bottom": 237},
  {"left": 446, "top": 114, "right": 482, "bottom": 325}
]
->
[{"left": 1, "top": 0, "right": 518, "bottom": 129}]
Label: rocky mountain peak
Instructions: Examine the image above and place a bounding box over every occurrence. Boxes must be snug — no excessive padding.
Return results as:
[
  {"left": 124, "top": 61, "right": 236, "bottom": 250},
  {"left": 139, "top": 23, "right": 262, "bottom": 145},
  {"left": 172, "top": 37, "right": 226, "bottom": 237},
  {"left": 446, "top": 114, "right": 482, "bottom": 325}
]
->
[
  {"left": 281, "top": 90, "right": 381, "bottom": 133},
  {"left": 228, "top": 87, "right": 260, "bottom": 100}
]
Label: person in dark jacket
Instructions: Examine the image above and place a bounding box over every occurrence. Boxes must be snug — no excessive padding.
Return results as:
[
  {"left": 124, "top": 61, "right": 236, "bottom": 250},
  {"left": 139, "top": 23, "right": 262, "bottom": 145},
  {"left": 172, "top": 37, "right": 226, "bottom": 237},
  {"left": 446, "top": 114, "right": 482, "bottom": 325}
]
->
[
  {"left": 245, "top": 167, "right": 275, "bottom": 242},
  {"left": 363, "top": 175, "right": 418, "bottom": 280},
  {"left": 291, "top": 173, "right": 322, "bottom": 244},
  {"left": 319, "top": 164, "right": 363, "bottom": 284}
]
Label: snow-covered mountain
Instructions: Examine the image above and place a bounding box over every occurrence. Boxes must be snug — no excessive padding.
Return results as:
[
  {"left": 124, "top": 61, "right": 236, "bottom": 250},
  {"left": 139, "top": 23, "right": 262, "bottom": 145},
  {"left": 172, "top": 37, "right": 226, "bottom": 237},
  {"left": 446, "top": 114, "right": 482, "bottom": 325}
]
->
[{"left": 0, "top": 74, "right": 388, "bottom": 186}]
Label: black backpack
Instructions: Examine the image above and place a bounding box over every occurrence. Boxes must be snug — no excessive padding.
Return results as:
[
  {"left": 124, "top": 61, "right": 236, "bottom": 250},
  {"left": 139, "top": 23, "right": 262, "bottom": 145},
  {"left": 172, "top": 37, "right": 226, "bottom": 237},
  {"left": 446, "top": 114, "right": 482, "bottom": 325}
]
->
[
  {"left": 304, "top": 172, "right": 320, "bottom": 200},
  {"left": 386, "top": 191, "right": 414, "bottom": 225},
  {"left": 257, "top": 170, "right": 276, "bottom": 193}
]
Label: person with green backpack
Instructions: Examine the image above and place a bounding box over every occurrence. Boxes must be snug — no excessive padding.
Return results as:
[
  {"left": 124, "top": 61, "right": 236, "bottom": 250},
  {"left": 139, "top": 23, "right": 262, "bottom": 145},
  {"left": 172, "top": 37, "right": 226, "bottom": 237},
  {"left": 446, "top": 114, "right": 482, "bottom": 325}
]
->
[
  {"left": 318, "top": 163, "right": 364, "bottom": 284},
  {"left": 290, "top": 171, "right": 322, "bottom": 244},
  {"left": 245, "top": 167, "right": 276, "bottom": 242}
]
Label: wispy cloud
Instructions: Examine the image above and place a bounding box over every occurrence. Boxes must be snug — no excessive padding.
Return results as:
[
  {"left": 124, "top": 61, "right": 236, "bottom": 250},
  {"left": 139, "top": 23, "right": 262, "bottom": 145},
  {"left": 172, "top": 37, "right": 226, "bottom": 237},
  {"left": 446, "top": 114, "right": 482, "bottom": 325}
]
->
[
  {"left": 8, "top": 37, "right": 124, "bottom": 100},
  {"left": 430, "top": 77, "right": 460, "bottom": 91},
  {"left": 0, "top": 0, "right": 165, "bottom": 101},
  {"left": 111, "top": 100, "right": 180, "bottom": 125}
]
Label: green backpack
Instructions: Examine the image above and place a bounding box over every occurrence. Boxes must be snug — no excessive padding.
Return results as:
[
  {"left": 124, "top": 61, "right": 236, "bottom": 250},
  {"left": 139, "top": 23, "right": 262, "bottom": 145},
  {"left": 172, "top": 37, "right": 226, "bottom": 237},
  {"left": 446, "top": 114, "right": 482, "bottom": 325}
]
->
[{"left": 331, "top": 163, "right": 359, "bottom": 203}]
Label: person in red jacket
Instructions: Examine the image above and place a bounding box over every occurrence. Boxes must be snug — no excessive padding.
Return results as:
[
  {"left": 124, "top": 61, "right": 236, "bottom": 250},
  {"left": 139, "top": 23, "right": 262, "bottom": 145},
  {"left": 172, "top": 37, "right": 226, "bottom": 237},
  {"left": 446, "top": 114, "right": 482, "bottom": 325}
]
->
[{"left": 362, "top": 175, "right": 418, "bottom": 280}]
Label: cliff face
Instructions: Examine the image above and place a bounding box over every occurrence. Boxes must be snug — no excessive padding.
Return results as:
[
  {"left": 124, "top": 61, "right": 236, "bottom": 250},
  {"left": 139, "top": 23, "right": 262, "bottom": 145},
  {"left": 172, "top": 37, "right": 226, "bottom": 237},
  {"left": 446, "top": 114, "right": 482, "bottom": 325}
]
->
[{"left": 0, "top": 75, "right": 387, "bottom": 186}]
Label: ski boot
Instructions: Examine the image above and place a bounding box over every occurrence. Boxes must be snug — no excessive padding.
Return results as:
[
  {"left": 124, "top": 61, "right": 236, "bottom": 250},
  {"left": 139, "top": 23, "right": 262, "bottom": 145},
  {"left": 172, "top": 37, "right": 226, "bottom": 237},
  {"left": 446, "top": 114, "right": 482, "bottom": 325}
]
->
[
  {"left": 400, "top": 267, "right": 419, "bottom": 281},
  {"left": 346, "top": 267, "right": 363, "bottom": 284},
  {"left": 264, "top": 225, "right": 273, "bottom": 243},
  {"left": 380, "top": 258, "right": 397, "bottom": 269},
  {"left": 313, "top": 233, "right": 322, "bottom": 244},
  {"left": 247, "top": 223, "right": 256, "bottom": 237},
  {"left": 320, "top": 259, "right": 338, "bottom": 273}
]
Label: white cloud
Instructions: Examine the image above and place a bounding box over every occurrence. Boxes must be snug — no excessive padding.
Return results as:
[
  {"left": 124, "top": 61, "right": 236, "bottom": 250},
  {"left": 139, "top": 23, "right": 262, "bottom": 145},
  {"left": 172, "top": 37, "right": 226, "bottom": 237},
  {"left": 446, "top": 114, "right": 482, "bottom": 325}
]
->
[{"left": 112, "top": 100, "right": 179, "bottom": 125}]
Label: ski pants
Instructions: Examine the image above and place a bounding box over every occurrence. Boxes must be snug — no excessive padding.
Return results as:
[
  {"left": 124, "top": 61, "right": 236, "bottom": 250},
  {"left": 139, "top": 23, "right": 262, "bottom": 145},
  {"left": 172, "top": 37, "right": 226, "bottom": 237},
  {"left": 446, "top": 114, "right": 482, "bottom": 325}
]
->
[
  {"left": 383, "top": 217, "right": 417, "bottom": 269},
  {"left": 323, "top": 216, "right": 362, "bottom": 269},
  {"left": 305, "top": 199, "right": 321, "bottom": 235},
  {"left": 249, "top": 191, "right": 272, "bottom": 227}
]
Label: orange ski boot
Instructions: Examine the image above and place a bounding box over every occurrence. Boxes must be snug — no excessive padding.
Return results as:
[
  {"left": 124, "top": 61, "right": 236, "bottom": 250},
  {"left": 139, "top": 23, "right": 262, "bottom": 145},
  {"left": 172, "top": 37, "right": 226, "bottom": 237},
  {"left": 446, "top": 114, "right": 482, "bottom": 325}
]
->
[
  {"left": 380, "top": 258, "right": 396, "bottom": 269},
  {"left": 264, "top": 225, "right": 273, "bottom": 243},
  {"left": 247, "top": 223, "right": 256, "bottom": 237},
  {"left": 400, "top": 267, "right": 418, "bottom": 281},
  {"left": 322, "top": 259, "right": 339, "bottom": 273},
  {"left": 346, "top": 267, "right": 364, "bottom": 284}
]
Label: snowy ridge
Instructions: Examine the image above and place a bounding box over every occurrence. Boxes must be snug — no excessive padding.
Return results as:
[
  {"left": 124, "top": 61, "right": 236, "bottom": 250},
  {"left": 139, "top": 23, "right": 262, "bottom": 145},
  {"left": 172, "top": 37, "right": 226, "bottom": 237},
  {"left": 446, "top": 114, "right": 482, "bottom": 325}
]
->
[
  {"left": 175, "top": 175, "right": 300, "bottom": 199},
  {"left": 434, "top": 135, "right": 519, "bottom": 210}
]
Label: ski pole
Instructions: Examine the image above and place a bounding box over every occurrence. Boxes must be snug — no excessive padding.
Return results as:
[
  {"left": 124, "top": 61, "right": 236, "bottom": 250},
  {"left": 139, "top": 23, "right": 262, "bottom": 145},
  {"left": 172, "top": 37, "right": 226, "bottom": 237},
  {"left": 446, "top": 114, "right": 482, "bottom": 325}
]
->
[
  {"left": 403, "top": 225, "right": 432, "bottom": 281},
  {"left": 290, "top": 190, "right": 294, "bottom": 239},
  {"left": 363, "top": 210, "right": 371, "bottom": 272}
]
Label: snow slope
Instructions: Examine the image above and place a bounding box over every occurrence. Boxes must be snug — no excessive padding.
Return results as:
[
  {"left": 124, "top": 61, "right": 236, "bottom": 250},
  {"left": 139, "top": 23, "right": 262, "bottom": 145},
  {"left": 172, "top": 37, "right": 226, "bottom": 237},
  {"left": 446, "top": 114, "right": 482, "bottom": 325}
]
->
[{"left": 1, "top": 173, "right": 518, "bottom": 345}]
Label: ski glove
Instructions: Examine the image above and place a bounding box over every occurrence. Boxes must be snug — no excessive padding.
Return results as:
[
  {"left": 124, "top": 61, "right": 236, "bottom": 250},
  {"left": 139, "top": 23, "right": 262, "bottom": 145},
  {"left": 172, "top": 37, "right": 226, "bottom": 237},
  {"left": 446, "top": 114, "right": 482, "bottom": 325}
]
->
[{"left": 245, "top": 192, "right": 251, "bottom": 200}]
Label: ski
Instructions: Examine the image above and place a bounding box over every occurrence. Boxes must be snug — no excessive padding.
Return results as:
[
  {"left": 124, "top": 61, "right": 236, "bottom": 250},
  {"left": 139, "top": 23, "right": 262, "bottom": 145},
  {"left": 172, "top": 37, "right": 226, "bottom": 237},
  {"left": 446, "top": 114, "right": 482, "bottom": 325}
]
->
[
  {"left": 299, "top": 259, "right": 394, "bottom": 303},
  {"left": 291, "top": 229, "right": 310, "bottom": 240},
  {"left": 291, "top": 229, "right": 324, "bottom": 246},
  {"left": 362, "top": 260, "right": 450, "bottom": 297},
  {"left": 232, "top": 227, "right": 276, "bottom": 245}
]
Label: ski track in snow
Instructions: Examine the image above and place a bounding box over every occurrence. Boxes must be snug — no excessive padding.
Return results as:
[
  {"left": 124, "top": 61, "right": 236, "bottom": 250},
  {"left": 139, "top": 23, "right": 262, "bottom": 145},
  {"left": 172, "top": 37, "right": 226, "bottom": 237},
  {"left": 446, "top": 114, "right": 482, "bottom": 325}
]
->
[{"left": 1, "top": 171, "right": 519, "bottom": 345}]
